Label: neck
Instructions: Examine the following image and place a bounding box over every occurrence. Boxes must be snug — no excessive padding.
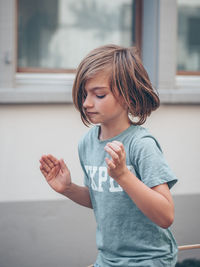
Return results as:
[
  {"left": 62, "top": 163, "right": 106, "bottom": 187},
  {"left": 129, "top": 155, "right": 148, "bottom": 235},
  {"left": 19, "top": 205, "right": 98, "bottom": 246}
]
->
[{"left": 99, "top": 116, "right": 131, "bottom": 140}]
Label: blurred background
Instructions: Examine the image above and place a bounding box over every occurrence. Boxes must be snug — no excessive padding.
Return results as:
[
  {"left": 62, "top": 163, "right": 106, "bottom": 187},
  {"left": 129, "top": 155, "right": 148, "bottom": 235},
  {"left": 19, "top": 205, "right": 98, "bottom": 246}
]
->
[{"left": 0, "top": 0, "right": 200, "bottom": 266}]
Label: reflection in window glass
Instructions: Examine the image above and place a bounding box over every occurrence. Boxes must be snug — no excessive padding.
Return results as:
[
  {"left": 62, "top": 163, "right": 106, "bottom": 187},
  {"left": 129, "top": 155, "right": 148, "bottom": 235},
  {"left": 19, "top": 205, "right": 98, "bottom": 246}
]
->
[
  {"left": 18, "top": 0, "right": 135, "bottom": 70},
  {"left": 177, "top": 0, "right": 200, "bottom": 72}
]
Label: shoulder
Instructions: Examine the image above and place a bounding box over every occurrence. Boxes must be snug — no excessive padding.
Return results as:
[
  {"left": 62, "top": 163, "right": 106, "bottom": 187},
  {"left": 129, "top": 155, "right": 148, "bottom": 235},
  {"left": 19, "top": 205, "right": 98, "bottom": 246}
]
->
[
  {"left": 129, "top": 127, "right": 178, "bottom": 189},
  {"left": 129, "top": 126, "right": 163, "bottom": 157}
]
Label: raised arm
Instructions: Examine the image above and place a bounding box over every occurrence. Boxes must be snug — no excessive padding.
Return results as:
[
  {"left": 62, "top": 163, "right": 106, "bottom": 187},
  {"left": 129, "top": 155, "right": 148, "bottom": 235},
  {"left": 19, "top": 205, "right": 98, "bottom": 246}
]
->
[
  {"left": 39, "top": 154, "right": 92, "bottom": 208},
  {"left": 104, "top": 141, "right": 174, "bottom": 228}
]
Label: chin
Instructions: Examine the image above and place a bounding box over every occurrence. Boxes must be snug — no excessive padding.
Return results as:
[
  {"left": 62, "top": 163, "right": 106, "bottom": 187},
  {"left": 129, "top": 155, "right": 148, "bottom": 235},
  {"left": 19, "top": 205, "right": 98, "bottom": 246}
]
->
[{"left": 88, "top": 118, "right": 99, "bottom": 124}]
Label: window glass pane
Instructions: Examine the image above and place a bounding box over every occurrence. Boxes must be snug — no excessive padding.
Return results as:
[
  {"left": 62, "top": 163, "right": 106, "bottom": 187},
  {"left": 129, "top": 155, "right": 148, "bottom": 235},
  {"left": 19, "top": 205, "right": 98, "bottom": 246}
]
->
[
  {"left": 177, "top": 0, "right": 200, "bottom": 72},
  {"left": 18, "top": 0, "right": 136, "bottom": 70}
]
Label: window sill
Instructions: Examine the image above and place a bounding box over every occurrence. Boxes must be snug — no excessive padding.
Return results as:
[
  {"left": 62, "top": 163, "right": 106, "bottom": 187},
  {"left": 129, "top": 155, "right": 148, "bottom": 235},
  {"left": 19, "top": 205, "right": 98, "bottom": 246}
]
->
[
  {"left": 0, "top": 73, "right": 75, "bottom": 103},
  {"left": 159, "top": 76, "right": 200, "bottom": 104},
  {"left": 1, "top": 74, "right": 200, "bottom": 104}
]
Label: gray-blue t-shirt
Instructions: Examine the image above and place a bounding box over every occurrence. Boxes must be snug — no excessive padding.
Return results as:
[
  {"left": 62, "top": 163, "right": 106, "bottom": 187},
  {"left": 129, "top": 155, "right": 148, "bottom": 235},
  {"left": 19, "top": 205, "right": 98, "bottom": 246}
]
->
[{"left": 78, "top": 125, "right": 178, "bottom": 267}]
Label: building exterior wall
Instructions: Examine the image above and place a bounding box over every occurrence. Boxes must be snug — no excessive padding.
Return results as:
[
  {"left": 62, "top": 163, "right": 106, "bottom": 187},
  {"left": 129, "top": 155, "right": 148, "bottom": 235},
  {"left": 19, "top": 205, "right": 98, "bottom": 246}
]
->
[
  {"left": 1, "top": 104, "right": 200, "bottom": 202},
  {"left": 0, "top": 196, "right": 200, "bottom": 267},
  {"left": 0, "top": 0, "right": 200, "bottom": 266},
  {"left": 0, "top": 104, "right": 200, "bottom": 266}
]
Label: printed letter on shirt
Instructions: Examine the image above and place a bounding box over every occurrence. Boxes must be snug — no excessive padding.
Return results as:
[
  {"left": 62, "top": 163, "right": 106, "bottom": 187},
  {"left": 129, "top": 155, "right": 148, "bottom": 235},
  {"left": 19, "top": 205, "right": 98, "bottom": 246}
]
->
[
  {"left": 109, "top": 177, "right": 123, "bottom": 192},
  {"left": 98, "top": 166, "right": 107, "bottom": 192},
  {"left": 85, "top": 165, "right": 98, "bottom": 191}
]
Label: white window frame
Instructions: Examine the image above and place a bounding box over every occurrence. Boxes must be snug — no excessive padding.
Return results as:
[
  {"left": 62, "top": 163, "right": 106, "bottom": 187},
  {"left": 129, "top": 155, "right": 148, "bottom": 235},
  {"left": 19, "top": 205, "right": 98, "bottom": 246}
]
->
[
  {"left": 142, "top": 0, "right": 200, "bottom": 104},
  {"left": 0, "top": 0, "right": 200, "bottom": 104},
  {"left": 1, "top": 73, "right": 74, "bottom": 103},
  {"left": 0, "top": 0, "right": 75, "bottom": 103}
]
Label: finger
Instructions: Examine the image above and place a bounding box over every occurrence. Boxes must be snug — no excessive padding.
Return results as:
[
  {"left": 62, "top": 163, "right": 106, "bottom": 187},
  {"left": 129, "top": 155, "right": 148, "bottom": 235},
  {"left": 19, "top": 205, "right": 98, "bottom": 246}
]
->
[
  {"left": 40, "top": 158, "right": 51, "bottom": 172},
  {"left": 42, "top": 155, "right": 55, "bottom": 168},
  {"left": 112, "top": 141, "right": 124, "bottom": 151},
  {"left": 104, "top": 145, "right": 119, "bottom": 163},
  {"left": 109, "top": 141, "right": 126, "bottom": 160},
  {"left": 47, "top": 154, "right": 59, "bottom": 166},
  {"left": 105, "top": 157, "right": 116, "bottom": 169},
  {"left": 40, "top": 165, "right": 48, "bottom": 177},
  {"left": 107, "top": 142, "right": 121, "bottom": 153},
  {"left": 41, "top": 155, "right": 57, "bottom": 168},
  {"left": 110, "top": 141, "right": 125, "bottom": 155},
  {"left": 46, "top": 165, "right": 60, "bottom": 181}
]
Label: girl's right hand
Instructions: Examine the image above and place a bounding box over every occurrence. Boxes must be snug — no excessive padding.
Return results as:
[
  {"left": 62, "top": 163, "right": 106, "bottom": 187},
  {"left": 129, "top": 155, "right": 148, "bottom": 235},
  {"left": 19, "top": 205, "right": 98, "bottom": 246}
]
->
[{"left": 39, "top": 154, "right": 72, "bottom": 194}]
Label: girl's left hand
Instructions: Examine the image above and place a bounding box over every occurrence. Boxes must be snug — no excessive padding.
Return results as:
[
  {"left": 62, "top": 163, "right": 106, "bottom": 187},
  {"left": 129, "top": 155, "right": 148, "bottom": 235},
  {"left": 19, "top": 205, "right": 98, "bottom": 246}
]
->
[{"left": 104, "top": 141, "right": 128, "bottom": 180}]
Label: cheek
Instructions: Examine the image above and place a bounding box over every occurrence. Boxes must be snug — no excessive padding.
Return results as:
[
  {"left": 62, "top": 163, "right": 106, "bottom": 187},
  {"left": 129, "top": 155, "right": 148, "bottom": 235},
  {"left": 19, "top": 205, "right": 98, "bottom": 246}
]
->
[
  {"left": 99, "top": 103, "right": 108, "bottom": 113},
  {"left": 102, "top": 99, "right": 114, "bottom": 111}
]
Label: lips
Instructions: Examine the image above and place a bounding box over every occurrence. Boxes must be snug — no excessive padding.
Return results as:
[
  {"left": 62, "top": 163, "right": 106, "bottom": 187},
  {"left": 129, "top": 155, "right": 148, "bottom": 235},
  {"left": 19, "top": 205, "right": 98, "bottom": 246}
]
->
[
  {"left": 87, "top": 112, "right": 97, "bottom": 117},
  {"left": 86, "top": 111, "right": 98, "bottom": 116}
]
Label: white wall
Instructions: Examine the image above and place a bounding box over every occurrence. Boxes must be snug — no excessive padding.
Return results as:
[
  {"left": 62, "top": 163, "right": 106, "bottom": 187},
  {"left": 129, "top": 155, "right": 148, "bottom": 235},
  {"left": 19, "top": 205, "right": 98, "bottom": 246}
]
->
[
  {"left": 145, "top": 104, "right": 200, "bottom": 195},
  {"left": 0, "top": 104, "right": 200, "bottom": 202},
  {"left": 0, "top": 104, "right": 87, "bottom": 202}
]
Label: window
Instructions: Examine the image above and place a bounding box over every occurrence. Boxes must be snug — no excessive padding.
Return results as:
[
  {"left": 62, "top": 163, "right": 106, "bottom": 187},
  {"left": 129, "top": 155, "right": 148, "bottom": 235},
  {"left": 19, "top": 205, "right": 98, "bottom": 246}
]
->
[
  {"left": 17, "top": 0, "right": 142, "bottom": 73},
  {"left": 2, "top": 0, "right": 199, "bottom": 104},
  {"left": 177, "top": 0, "right": 200, "bottom": 75},
  {"left": 141, "top": 0, "right": 200, "bottom": 104}
]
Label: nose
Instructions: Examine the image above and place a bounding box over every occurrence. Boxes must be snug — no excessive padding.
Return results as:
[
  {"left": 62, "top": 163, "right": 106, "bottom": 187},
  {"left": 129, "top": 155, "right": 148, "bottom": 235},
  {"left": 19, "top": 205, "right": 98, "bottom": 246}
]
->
[{"left": 83, "top": 95, "right": 94, "bottom": 109}]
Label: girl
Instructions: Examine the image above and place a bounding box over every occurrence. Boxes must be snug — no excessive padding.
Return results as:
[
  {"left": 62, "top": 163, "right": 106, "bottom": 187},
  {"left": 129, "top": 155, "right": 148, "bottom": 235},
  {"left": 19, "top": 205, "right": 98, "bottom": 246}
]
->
[{"left": 40, "top": 45, "right": 178, "bottom": 267}]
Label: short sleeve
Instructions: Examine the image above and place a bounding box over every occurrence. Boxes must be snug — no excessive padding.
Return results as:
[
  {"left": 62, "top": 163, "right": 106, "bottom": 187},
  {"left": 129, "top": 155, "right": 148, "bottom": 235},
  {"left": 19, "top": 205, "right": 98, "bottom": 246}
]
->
[{"left": 131, "top": 136, "right": 178, "bottom": 189}]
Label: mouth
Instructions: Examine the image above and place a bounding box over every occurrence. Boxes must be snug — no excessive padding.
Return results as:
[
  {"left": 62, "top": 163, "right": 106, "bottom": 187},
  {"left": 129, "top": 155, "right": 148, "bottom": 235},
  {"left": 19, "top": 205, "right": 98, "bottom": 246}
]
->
[{"left": 86, "top": 111, "right": 98, "bottom": 116}]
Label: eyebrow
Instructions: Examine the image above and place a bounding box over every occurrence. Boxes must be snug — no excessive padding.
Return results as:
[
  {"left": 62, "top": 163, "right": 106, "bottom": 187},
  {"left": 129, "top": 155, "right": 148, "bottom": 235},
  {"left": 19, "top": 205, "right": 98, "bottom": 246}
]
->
[{"left": 86, "top": 86, "right": 109, "bottom": 92}]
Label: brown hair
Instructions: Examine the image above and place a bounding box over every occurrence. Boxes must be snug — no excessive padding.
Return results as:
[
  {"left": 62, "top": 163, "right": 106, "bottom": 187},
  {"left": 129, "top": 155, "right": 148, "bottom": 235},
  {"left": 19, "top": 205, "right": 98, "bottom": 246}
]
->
[{"left": 72, "top": 44, "right": 160, "bottom": 126}]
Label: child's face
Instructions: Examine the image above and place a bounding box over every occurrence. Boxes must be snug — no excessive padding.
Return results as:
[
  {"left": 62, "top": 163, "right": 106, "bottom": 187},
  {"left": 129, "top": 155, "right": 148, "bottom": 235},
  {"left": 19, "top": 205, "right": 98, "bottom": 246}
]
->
[{"left": 83, "top": 71, "right": 128, "bottom": 126}]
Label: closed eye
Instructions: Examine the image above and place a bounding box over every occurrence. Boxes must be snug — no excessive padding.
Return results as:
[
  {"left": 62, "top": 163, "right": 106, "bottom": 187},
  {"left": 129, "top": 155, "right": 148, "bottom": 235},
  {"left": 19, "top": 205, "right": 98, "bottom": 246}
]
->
[{"left": 96, "top": 95, "right": 106, "bottom": 99}]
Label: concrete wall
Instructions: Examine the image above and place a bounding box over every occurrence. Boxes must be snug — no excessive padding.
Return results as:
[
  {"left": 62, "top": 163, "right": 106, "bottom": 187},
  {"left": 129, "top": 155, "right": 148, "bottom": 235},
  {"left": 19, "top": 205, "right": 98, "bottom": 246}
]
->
[
  {"left": 0, "top": 196, "right": 199, "bottom": 267},
  {"left": 0, "top": 199, "right": 97, "bottom": 267}
]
